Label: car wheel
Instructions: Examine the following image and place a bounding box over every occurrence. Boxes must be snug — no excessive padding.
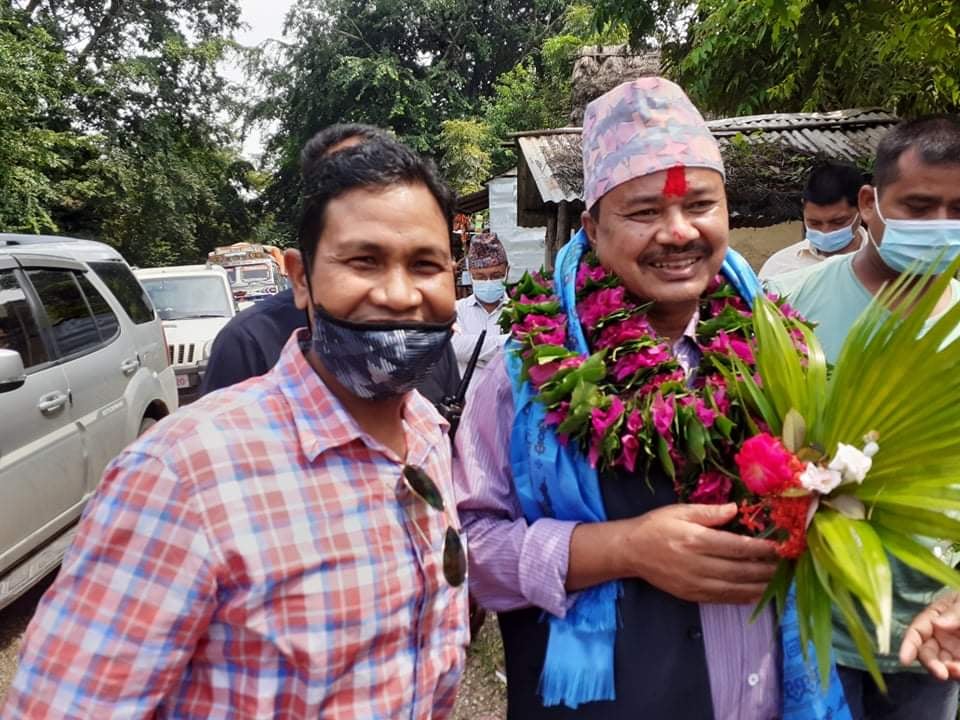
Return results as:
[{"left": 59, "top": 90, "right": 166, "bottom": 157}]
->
[{"left": 138, "top": 417, "right": 158, "bottom": 436}]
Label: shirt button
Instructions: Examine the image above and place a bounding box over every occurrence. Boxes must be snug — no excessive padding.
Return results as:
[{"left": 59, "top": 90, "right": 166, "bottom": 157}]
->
[
  {"left": 687, "top": 626, "right": 702, "bottom": 640},
  {"left": 747, "top": 673, "right": 760, "bottom": 687}
]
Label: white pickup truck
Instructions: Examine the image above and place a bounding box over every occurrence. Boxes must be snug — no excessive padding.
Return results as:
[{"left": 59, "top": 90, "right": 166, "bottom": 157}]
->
[{"left": 134, "top": 265, "right": 236, "bottom": 403}]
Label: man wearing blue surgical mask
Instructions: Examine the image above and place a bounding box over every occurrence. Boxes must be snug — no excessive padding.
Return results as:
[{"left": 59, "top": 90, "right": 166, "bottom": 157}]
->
[
  {"left": 759, "top": 161, "right": 867, "bottom": 279},
  {"left": 452, "top": 231, "right": 511, "bottom": 378},
  {"left": 769, "top": 115, "right": 960, "bottom": 720}
]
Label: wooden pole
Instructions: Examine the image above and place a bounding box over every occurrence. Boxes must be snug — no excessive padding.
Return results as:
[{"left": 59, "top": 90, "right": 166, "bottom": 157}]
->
[
  {"left": 556, "top": 200, "right": 571, "bottom": 254},
  {"left": 545, "top": 211, "right": 558, "bottom": 271}
]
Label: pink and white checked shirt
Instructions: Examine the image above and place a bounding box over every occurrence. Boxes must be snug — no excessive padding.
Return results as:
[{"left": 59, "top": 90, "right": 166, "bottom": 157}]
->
[{"left": 2, "top": 331, "right": 468, "bottom": 719}]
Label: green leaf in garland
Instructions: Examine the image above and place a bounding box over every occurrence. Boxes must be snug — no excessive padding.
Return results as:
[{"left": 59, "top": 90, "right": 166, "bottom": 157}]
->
[
  {"left": 714, "top": 414, "right": 734, "bottom": 440},
  {"left": 656, "top": 434, "right": 675, "bottom": 480},
  {"left": 686, "top": 416, "right": 706, "bottom": 464}
]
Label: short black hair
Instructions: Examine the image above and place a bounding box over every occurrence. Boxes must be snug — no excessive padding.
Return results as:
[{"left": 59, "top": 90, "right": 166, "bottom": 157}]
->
[
  {"left": 874, "top": 115, "right": 960, "bottom": 193},
  {"left": 299, "top": 123, "right": 392, "bottom": 167},
  {"left": 802, "top": 162, "right": 865, "bottom": 207},
  {"left": 297, "top": 134, "right": 455, "bottom": 263}
]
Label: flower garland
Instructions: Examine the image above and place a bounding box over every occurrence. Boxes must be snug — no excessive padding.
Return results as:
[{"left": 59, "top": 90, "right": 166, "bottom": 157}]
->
[{"left": 501, "top": 251, "right": 816, "bottom": 557}]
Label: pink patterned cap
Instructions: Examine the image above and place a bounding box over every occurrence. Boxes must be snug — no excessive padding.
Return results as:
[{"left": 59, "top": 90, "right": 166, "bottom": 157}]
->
[{"left": 582, "top": 77, "right": 724, "bottom": 210}]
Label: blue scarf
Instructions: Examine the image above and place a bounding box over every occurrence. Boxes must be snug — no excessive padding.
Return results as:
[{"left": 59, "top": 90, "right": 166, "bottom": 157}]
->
[{"left": 506, "top": 229, "right": 851, "bottom": 717}]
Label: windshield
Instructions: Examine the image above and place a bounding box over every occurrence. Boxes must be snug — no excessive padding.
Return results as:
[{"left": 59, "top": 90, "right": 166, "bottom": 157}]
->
[
  {"left": 240, "top": 264, "right": 271, "bottom": 283},
  {"left": 140, "top": 276, "right": 233, "bottom": 320}
]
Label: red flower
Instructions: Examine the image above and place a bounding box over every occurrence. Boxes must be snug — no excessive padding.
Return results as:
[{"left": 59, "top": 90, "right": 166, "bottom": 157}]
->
[
  {"left": 734, "top": 433, "right": 804, "bottom": 496},
  {"left": 617, "top": 433, "right": 640, "bottom": 472},
  {"left": 578, "top": 287, "right": 626, "bottom": 328},
  {"left": 575, "top": 263, "right": 608, "bottom": 291},
  {"left": 652, "top": 392, "right": 675, "bottom": 437},
  {"left": 769, "top": 495, "right": 813, "bottom": 559},
  {"left": 595, "top": 314, "right": 654, "bottom": 349},
  {"left": 612, "top": 345, "right": 672, "bottom": 381},
  {"left": 689, "top": 471, "right": 732, "bottom": 504},
  {"left": 545, "top": 401, "right": 570, "bottom": 427}
]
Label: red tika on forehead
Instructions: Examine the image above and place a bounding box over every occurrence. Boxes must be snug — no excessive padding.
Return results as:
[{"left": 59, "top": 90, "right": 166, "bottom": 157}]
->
[{"left": 663, "top": 165, "right": 687, "bottom": 197}]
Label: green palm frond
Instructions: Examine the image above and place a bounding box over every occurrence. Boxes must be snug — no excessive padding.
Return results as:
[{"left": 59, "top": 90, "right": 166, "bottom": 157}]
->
[{"left": 747, "top": 256, "right": 960, "bottom": 688}]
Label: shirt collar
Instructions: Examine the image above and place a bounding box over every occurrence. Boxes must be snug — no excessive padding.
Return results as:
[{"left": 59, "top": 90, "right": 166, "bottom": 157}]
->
[{"left": 272, "top": 330, "right": 448, "bottom": 462}]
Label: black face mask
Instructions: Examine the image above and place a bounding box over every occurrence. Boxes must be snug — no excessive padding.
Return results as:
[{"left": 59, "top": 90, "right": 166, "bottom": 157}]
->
[{"left": 308, "top": 303, "right": 454, "bottom": 401}]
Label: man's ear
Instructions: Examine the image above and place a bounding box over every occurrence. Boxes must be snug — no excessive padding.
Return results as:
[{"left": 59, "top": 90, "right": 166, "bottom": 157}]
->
[
  {"left": 285, "top": 248, "right": 311, "bottom": 311},
  {"left": 581, "top": 210, "right": 598, "bottom": 248},
  {"left": 859, "top": 184, "right": 878, "bottom": 225}
]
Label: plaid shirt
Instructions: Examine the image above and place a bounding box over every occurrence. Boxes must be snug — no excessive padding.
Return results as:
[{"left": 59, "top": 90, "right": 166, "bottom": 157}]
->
[{"left": 3, "top": 332, "right": 468, "bottom": 719}]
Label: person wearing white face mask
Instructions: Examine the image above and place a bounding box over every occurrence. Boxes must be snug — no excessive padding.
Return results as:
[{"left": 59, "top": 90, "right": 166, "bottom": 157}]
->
[
  {"left": 759, "top": 161, "right": 868, "bottom": 279},
  {"left": 452, "top": 231, "right": 511, "bottom": 377},
  {"left": 769, "top": 115, "right": 960, "bottom": 720}
]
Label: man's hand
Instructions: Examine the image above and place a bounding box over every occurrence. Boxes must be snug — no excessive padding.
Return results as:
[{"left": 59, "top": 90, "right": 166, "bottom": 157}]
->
[
  {"left": 567, "top": 502, "right": 779, "bottom": 604},
  {"left": 900, "top": 591, "right": 960, "bottom": 680}
]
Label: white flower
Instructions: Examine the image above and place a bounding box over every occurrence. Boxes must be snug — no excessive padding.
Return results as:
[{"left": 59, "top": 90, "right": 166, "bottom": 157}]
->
[
  {"left": 863, "top": 441, "right": 879, "bottom": 458},
  {"left": 828, "top": 443, "right": 873, "bottom": 484},
  {"left": 799, "top": 463, "right": 843, "bottom": 494}
]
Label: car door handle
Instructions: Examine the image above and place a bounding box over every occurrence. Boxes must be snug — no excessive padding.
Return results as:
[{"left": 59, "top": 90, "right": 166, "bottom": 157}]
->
[
  {"left": 37, "top": 391, "right": 69, "bottom": 414},
  {"left": 120, "top": 358, "right": 140, "bottom": 376}
]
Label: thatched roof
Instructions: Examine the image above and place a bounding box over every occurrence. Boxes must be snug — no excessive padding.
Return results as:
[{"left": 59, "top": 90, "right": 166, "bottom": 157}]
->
[
  {"left": 569, "top": 45, "right": 662, "bottom": 124},
  {"left": 513, "top": 109, "right": 898, "bottom": 228}
]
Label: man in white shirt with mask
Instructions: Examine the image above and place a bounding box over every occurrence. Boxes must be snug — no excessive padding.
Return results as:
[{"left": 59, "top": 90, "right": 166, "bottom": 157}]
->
[
  {"left": 452, "top": 231, "right": 511, "bottom": 377},
  {"left": 759, "top": 161, "right": 868, "bottom": 279}
]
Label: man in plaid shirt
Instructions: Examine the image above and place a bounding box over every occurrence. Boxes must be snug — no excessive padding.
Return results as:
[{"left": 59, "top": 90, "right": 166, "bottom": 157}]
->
[{"left": 2, "top": 134, "right": 469, "bottom": 718}]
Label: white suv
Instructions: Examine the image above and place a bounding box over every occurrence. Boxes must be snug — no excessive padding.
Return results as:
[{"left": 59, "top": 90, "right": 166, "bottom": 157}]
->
[
  {"left": 134, "top": 265, "right": 236, "bottom": 404},
  {"left": 0, "top": 234, "right": 178, "bottom": 608}
]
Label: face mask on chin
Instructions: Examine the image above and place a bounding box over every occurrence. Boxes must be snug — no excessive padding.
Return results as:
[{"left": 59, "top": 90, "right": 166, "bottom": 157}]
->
[
  {"left": 871, "top": 187, "right": 960, "bottom": 275},
  {"left": 307, "top": 302, "right": 454, "bottom": 401}
]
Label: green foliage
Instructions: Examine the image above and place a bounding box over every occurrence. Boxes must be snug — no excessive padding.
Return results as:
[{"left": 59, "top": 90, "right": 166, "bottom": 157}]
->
[
  {"left": 0, "top": 18, "right": 85, "bottom": 233},
  {"left": 1, "top": 0, "right": 263, "bottom": 263},
  {"left": 438, "top": 120, "right": 497, "bottom": 195},
  {"left": 743, "top": 259, "right": 960, "bottom": 686},
  {"left": 256, "top": 0, "right": 570, "bottom": 225},
  {"left": 674, "top": 0, "right": 960, "bottom": 116},
  {"left": 480, "top": 3, "right": 626, "bottom": 173}
]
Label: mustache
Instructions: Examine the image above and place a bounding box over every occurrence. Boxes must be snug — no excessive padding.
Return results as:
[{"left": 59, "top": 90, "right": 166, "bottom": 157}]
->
[{"left": 642, "top": 242, "right": 714, "bottom": 262}]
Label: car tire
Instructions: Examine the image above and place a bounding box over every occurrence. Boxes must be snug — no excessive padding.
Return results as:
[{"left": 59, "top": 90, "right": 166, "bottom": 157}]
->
[{"left": 138, "top": 417, "right": 158, "bottom": 436}]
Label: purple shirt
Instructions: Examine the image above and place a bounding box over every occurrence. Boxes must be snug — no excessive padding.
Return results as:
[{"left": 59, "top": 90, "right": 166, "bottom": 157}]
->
[{"left": 453, "top": 342, "right": 781, "bottom": 719}]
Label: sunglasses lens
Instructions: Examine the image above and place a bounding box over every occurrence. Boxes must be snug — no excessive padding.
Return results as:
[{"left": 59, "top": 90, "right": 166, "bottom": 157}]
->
[
  {"left": 403, "top": 465, "right": 445, "bottom": 512},
  {"left": 442, "top": 526, "right": 467, "bottom": 587}
]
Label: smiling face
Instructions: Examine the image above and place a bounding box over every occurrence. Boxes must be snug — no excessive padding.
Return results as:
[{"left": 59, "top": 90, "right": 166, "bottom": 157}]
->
[
  {"left": 287, "top": 181, "right": 456, "bottom": 326},
  {"left": 581, "top": 166, "right": 729, "bottom": 307}
]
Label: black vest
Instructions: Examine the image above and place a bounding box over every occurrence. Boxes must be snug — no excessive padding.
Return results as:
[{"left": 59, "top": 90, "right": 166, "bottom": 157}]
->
[{"left": 498, "top": 466, "right": 715, "bottom": 719}]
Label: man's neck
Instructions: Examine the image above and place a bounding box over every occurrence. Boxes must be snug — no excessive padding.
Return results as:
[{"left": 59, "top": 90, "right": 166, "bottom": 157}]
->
[
  {"left": 648, "top": 300, "right": 698, "bottom": 342},
  {"left": 851, "top": 245, "right": 954, "bottom": 315},
  {"left": 306, "top": 349, "right": 407, "bottom": 459},
  {"left": 478, "top": 298, "right": 501, "bottom": 313}
]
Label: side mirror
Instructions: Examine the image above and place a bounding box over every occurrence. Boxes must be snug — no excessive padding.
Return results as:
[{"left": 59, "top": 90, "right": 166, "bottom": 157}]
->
[{"left": 0, "top": 348, "right": 26, "bottom": 393}]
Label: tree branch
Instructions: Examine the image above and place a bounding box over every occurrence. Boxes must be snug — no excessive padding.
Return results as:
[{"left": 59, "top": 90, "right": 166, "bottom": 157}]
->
[
  {"left": 74, "top": 0, "right": 124, "bottom": 67},
  {"left": 23, "top": 0, "right": 46, "bottom": 17}
]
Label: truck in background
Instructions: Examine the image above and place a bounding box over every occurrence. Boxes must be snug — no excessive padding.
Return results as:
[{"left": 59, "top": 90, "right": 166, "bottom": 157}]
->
[{"left": 206, "top": 243, "right": 288, "bottom": 306}]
